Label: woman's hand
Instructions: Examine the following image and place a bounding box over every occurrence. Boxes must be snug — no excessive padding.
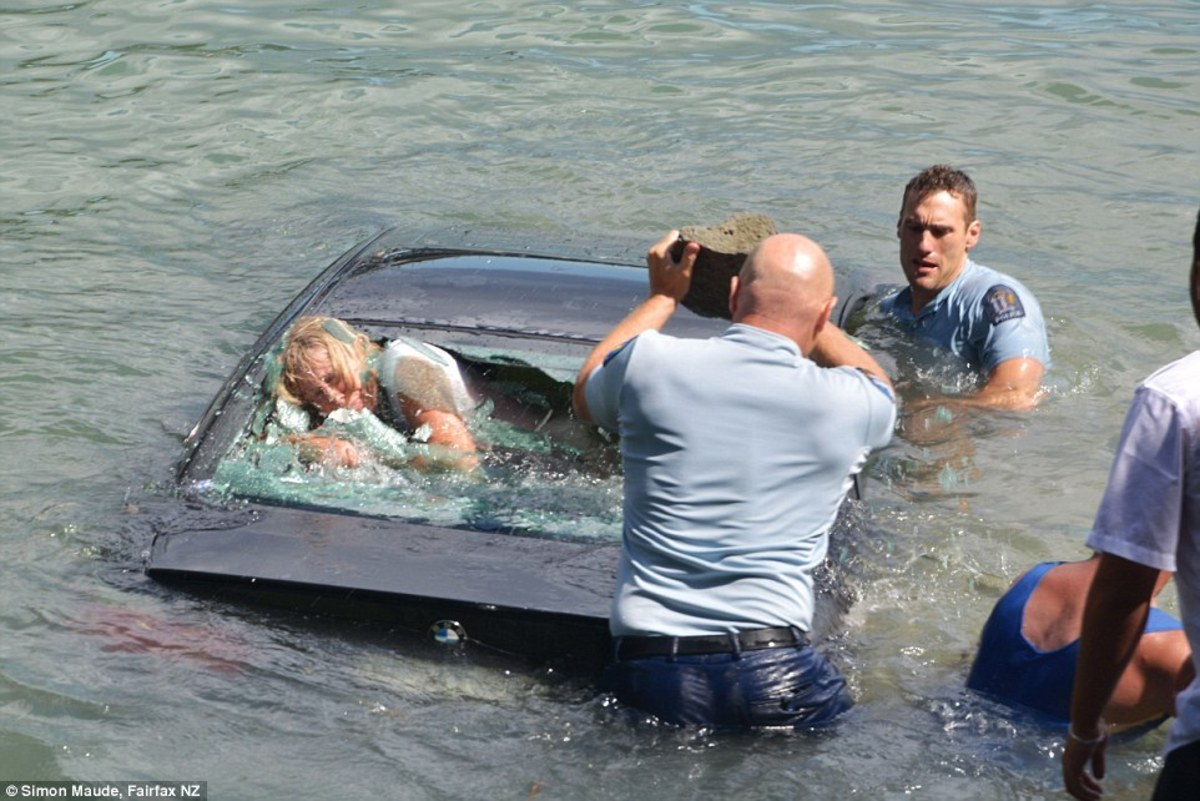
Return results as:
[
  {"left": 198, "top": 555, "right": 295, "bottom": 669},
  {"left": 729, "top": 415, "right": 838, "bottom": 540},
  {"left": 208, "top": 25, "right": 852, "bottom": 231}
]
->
[{"left": 291, "top": 434, "right": 362, "bottom": 468}]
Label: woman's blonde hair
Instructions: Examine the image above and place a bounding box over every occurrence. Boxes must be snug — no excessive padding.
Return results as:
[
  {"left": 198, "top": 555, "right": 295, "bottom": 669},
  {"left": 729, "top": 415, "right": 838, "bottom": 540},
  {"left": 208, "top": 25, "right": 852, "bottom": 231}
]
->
[{"left": 276, "top": 316, "right": 373, "bottom": 408}]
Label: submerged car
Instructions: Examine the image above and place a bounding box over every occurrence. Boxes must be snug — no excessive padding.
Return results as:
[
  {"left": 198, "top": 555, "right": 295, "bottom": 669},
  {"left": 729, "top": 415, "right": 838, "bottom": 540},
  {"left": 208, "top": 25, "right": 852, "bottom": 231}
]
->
[{"left": 147, "top": 228, "right": 870, "bottom": 669}]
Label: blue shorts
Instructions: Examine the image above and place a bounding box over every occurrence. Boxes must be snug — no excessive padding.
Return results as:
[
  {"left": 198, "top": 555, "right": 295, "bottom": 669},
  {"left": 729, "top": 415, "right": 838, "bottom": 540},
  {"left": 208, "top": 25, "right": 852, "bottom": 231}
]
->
[{"left": 604, "top": 643, "right": 853, "bottom": 729}]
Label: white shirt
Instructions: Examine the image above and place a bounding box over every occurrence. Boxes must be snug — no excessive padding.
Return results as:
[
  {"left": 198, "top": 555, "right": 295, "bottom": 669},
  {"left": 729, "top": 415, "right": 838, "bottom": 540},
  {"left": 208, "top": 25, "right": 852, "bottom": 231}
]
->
[{"left": 1087, "top": 350, "right": 1200, "bottom": 755}]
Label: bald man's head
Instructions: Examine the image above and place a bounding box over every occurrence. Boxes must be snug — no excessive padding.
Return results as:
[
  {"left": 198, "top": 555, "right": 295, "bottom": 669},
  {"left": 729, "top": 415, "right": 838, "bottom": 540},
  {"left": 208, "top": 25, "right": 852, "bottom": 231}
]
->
[{"left": 731, "top": 234, "right": 836, "bottom": 348}]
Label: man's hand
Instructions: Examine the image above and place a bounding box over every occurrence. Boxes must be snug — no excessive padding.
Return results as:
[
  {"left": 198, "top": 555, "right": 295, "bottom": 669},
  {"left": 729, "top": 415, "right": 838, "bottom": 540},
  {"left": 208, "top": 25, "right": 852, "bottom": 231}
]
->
[
  {"left": 573, "top": 230, "right": 700, "bottom": 423},
  {"left": 646, "top": 230, "right": 699, "bottom": 303},
  {"left": 1062, "top": 728, "right": 1107, "bottom": 801}
]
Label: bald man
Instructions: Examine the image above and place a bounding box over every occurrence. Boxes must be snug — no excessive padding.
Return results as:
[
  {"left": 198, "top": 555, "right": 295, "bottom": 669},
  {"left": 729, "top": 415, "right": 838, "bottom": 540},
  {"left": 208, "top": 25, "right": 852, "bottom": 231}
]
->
[{"left": 574, "top": 230, "right": 896, "bottom": 729}]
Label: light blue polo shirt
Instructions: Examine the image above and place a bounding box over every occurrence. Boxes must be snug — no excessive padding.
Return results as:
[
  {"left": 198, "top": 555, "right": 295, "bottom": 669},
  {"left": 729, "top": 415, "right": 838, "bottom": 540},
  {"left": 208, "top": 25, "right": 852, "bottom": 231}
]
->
[
  {"left": 879, "top": 259, "right": 1049, "bottom": 374},
  {"left": 585, "top": 324, "right": 896, "bottom": 637}
]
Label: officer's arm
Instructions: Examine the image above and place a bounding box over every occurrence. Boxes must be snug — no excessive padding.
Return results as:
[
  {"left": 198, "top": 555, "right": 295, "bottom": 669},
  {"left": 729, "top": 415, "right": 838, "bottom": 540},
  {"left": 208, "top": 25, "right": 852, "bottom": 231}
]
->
[{"left": 976, "top": 356, "right": 1044, "bottom": 410}]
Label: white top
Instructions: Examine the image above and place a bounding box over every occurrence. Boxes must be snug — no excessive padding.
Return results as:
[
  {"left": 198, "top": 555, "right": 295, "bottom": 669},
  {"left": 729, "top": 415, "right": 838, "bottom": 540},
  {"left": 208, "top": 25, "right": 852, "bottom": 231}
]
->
[
  {"left": 377, "top": 337, "right": 475, "bottom": 426},
  {"left": 1087, "top": 350, "right": 1200, "bottom": 755}
]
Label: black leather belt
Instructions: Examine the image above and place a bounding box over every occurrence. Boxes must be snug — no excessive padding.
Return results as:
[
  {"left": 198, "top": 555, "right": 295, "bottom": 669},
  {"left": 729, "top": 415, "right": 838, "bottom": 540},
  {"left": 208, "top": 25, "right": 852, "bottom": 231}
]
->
[{"left": 615, "top": 626, "right": 807, "bottom": 660}]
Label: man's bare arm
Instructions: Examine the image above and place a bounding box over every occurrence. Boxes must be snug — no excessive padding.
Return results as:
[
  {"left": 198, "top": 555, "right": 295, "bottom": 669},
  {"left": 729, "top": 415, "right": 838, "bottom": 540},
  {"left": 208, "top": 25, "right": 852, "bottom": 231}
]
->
[
  {"left": 573, "top": 232, "right": 698, "bottom": 423},
  {"left": 809, "top": 322, "right": 894, "bottom": 394},
  {"left": 1062, "top": 553, "right": 1159, "bottom": 801}
]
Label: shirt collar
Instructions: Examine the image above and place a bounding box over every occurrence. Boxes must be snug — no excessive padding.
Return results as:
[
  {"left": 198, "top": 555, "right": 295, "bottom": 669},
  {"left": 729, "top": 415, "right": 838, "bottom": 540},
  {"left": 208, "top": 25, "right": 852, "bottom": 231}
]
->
[
  {"left": 900, "top": 258, "right": 977, "bottom": 319},
  {"left": 723, "top": 323, "right": 801, "bottom": 356}
]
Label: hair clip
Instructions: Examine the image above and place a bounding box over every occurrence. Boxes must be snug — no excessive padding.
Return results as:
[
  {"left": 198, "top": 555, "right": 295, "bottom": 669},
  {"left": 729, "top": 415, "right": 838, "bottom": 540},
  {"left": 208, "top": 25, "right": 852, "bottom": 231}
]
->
[{"left": 322, "top": 318, "right": 359, "bottom": 344}]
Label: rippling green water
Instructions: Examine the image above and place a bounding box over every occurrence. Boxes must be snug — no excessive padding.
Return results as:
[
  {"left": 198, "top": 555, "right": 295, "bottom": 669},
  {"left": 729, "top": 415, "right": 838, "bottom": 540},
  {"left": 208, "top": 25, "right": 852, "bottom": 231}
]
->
[{"left": 2, "top": 1, "right": 1197, "bottom": 798}]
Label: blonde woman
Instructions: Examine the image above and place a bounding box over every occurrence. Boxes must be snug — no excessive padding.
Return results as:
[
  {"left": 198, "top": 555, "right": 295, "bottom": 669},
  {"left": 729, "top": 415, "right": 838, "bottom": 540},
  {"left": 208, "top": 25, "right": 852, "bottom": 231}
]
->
[{"left": 272, "top": 316, "right": 478, "bottom": 469}]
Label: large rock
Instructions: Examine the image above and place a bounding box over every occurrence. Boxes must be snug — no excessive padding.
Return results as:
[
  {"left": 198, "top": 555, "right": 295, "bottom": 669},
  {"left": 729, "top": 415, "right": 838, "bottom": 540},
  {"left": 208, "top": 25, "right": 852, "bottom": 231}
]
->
[{"left": 676, "top": 213, "right": 778, "bottom": 319}]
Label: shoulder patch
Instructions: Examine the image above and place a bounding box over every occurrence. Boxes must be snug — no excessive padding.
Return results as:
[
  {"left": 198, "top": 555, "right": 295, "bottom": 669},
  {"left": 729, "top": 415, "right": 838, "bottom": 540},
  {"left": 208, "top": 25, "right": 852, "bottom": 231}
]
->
[{"left": 982, "top": 284, "right": 1026, "bottom": 324}]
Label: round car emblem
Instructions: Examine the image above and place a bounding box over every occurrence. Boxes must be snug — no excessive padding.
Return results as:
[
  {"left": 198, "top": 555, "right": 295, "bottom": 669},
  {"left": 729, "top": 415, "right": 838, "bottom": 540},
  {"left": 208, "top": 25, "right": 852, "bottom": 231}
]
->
[{"left": 428, "top": 619, "right": 467, "bottom": 646}]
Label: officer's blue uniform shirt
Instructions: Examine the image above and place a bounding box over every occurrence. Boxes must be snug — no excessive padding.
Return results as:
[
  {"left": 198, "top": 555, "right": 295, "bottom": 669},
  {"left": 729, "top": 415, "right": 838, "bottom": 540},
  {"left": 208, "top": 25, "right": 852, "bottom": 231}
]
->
[{"left": 879, "top": 259, "right": 1049, "bottom": 374}]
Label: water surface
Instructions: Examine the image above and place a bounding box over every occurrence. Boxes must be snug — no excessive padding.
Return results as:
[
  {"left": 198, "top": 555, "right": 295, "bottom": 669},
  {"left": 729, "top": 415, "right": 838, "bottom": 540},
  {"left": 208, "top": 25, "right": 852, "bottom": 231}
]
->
[{"left": 2, "top": 1, "right": 1198, "bottom": 798}]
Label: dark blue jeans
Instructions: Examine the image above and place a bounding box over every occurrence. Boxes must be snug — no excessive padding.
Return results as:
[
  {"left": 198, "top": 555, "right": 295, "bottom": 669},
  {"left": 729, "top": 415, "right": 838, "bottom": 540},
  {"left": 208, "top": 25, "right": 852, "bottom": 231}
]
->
[
  {"left": 1151, "top": 737, "right": 1200, "bottom": 801},
  {"left": 604, "top": 643, "right": 853, "bottom": 729}
]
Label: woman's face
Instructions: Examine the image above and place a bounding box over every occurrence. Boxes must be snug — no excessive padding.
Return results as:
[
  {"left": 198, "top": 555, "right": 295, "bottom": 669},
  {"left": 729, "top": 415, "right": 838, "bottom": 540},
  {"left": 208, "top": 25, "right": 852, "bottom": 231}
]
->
[{"left": 293, "top": 345, "right": 370, "bottom": 416}]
